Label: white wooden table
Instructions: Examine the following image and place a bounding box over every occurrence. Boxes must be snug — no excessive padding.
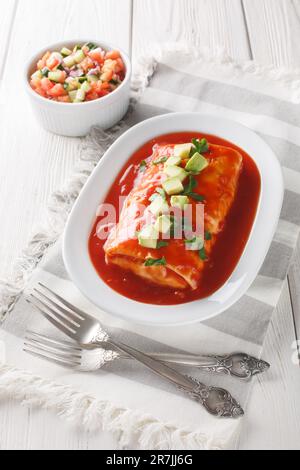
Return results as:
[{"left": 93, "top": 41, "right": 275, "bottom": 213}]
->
[{"left": 0, "top": 0, "right": 300, "bottom": 450}]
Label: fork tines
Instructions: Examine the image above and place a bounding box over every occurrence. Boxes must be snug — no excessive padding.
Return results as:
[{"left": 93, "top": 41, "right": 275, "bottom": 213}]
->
[
  {"left": 26, "top": 283, "right": 85, "bottom": 339},
  {"left": 24, "top": 330, "right": 82, "bottom": 369}
]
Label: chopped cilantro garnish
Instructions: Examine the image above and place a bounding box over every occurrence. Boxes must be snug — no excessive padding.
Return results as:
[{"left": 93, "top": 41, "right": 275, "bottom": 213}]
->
[
  {"left": 189, "top": 193, "right": 204, "bottom": 202},
  {"left": 153, "top": 156, "right": 168, "bottom": 165},
  {"left": 205, "top": 230, "right": 212, "bottom": 241},
  {"left": 157, "top": 241, "right": 169, "bottom": 249},
  {"left": 139, "top": 160, "right": 147, "bottom": 172},
  {"left": 185, "top": 237, "right": 196, "bottom": 244},
  {"left": 199, "top": 247, "right": 208, "bottom": 261},
  {"left": 144, "top": 257, "right": 167, "bottom": 267},
  {"left": 183, "top": 176, "right": 204, "bottom": 201},
  {"left": 190, "top": 138, "right": 209, "bottom": 157}
]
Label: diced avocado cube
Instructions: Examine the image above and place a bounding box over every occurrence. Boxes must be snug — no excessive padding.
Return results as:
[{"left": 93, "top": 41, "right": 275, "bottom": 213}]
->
[
  {"left": 174, "top": 143, "right": 193, "bottom": 159},
  {"left": 74, "top": 89, "right": 86, "bottom": 102},
  {"left": 163, "top": 178, "right": 184, "bottom": 196},
  {"left": 48, "top": 71, "right": 63, "bottom": 82},
  {"left": 165, "top": 155, "right": 182, "bottom": 167},
  {"left": 32, "top": 70, "right": 43, "bottom": 80},
  {"left": 81, "top": 81, "right": 91, "bottom": 93},
  {"left": 148, "top": 195, "right": 169, "bottom": 216},
  {"left": 68, "top": 90, "right": 78, "bottom": 102},
  {"left": 170, "top": 195, "right": 189, "bottom": 210},
  {"left": 164, "top": 165, "right": 188, "bottom": 182},
  {"left": 155, "top": 215, "right": 172, "bottom": 234},
  {"left": 61, "top": 47, "right": 72, "bottom": 57},
  {"left": 74, "top": 50, "right": 86, "bottom": 64},
  {"left": 63, "top": 55, "right": 76, "bottom": 68},
  {"left": 138, "top": 224, "right": 159, "bottom": 249},
  {"left": 185, "top": 152, "right": 208, "bottom": 174},
  {"left": 87, "top": 75, "right": 99, "bottom": 83},
  {"left": 185, "top": 236, "right": 204, "bottom": 251}
]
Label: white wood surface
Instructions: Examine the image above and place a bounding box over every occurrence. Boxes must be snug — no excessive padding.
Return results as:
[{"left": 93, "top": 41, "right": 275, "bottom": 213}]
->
[{"left": 0, "top": 0, "right": 299, "bottom": 450}]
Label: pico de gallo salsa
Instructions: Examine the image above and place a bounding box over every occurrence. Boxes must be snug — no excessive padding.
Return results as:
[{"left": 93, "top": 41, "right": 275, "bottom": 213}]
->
[{"left": 30, "top": 43, "right": 126, "bottom": 103}]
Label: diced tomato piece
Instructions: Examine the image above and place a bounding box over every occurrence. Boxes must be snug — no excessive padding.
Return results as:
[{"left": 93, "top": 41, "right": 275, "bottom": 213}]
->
[
  {"left": 105, "top": 50, "right": 121, "bottom": 60},
  {"left": 80, "top": 57, "right": 95, "bottom": 73},
  {"left": 46, "top": 53, "right": 61, "bottom": 70},
  {"left": 34, "top": 87, "right": 47, "bottom": 97},
  {"left": 37, "top": 51, "right": 51, "bottom": 70},
  {"left": 100, "top": 70, "right": 113, "bottom": 82},
  {"left": 40, "top": 77, "right": 55, "bottom": 92},
  {"left": 57, "top": 96, "right": 71, "bottom": 103},
  {"left": 101, "top": 81, "right": 110, "bottom": 90},
  {"left": 30, "top": 77, "right": 42, "bottom": 89},
  {"left": 47, "top": 84, "right": 67, "bottom": 98},
  {"left": 54, "top": 71, "right": 67, "bottom": 83},
  {"left": 88, "top": 48, "right": 104, "bottom": 65},
  {"left": 115, "top": 58, "right": 125, "bottom": 73},
  {"left": 86, "top": 91, "right": 99, "bottom": 101},
  {"left": 98, "top": 89, "right": 110, "bottom": 98},
  {"left": 102, "top": 59, "right": 117, "bottom": 72}
]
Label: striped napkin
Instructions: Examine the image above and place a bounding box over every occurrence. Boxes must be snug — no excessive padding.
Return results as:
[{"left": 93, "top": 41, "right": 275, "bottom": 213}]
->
[{"left": 1, "top": 45, "right": 300, "bottom": 450}]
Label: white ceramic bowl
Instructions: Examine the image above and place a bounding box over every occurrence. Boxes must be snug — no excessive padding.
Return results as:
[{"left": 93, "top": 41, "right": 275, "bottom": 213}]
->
[
  {"left": 63, "top": 113, "right": 284, "bottom": 326},
  {"left": 24, "top": 40, "right": 131, "bottom": 137}
]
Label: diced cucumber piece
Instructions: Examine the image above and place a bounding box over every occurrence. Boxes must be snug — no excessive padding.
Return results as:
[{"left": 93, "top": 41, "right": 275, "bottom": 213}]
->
[
  {"left": 31, "top": 70, "right": 43, "bottom": 80},
  {"left": 74, "top": 89, "right": 86, "bottom": 102},
  {"left": 65, "top": 78, "right": 80, "bottom": 90},
  {"left": 170, "top": 195, "right": 189, "bottom": 210},
  {"left": 48, "top": 71, "right": 63, "bottom": 82},
  {"left": 174, "top": 143, "right": 193, "bottom": 159},
  {"left": 63, "top": 55, "right": 76, "bottom": 68},
  {"left": 165, "top": 155, "right": 181, "bottom": 167},
  {"left": 164, "top": 165, "right": 188, "bottom": 182},
  {"left": 185, "top": 152, "right": 209, "bottom": 174},
  {"left": 138, "top": 225, "right": 159, "bottom": 249},
  {"left": 68, "top": 90, "right": 78, "bottom": 102},
  {"left": 155, "top": 215, "right": 172, "bottom": 234},
  {"left": 81, "top": 81, "right": 91, "bottom": 93},
  {"left": 148, "top": 195, "right": 169, "bottom": 216},
  {"left": 87, "top": 75, "right": 99, "bottom": 83},
  {"left": 185, "top": 236, "right": 204, "bottom": 251},
  {"left": 61, "top": 47, "right": 72, "bottom": 57},
  {"left": 163, "top": 178, "right": 184, "bottom": 196},
  {"left": 74, "top": 50, "right": 85, "bottom": 64}
]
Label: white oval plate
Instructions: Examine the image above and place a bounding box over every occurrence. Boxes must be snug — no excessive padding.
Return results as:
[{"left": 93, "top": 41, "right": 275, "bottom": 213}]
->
[{"left": 63, "top": 113, "right": 283, "bottom": 326}]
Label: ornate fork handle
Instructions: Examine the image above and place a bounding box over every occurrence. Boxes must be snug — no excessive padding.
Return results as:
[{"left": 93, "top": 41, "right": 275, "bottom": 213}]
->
[
  {"left": 197, "top": 353, "right": 270, "bottom": 380},
  {"left": 178, "top": 378, "right": 244, "bottom": 418},
  {"left": 102, "top": 339, "right": 244, "bottom": 418}
]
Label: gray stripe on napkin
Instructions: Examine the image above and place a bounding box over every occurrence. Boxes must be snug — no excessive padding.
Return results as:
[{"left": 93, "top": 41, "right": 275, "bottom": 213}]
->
[
  {"left": 150, "top": 64, "right": 300, "bottom": 128},
  {"left": 204, "top": 295, "right": 273, "bottom": 345},
  {"left": 281, "top": 190, "right": 300, "bottom": 226},
  {"left": 259, "top": 134, "right": 300, "bottom": 172},
  {"left": 259, "top": 241, "right": 293, "bottom": 280}
]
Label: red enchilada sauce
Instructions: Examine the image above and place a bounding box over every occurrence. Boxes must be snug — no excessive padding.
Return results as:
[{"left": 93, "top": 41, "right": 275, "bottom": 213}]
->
[{"left": 89, "top": 132, "right": 261, "bottom": 305}]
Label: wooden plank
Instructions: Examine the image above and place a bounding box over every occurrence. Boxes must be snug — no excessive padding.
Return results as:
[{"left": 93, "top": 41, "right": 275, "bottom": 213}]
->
[
  {"left": 239, "top": 282, "right": 300, "bottom": 449},
  {"left": 288, "top": 240, "right": 300, "bottom": 343},
  {"left": 0, "top": 0, "right": 18, "bottom": 78},
  {"left": 243, "top": 0, "right": 300, "bottom": 66},
  {"left": 0, "top": 0, "right": 131, "bottom": 280},
  {"left": 132, "top": 0, "right": 251, "bottom": 62}
]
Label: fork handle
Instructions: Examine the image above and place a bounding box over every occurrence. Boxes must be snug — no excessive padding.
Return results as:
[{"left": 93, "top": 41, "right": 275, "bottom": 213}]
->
[{"left": 101, "top": 339, "right": 243, "bottom": 418}]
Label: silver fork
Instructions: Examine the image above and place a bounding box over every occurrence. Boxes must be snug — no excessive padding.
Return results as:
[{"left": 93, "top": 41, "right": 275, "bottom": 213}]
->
[
  {"left": 26, "top": 283, "right": 244, "bottom": 418},
  {"left": 24, "top": 330, "right": 269, "bottom": 380}
]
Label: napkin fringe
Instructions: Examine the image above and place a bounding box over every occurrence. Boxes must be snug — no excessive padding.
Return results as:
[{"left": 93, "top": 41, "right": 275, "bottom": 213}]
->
[{"left": 0, "top": 363, "right": 224, "bottom": 450}]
